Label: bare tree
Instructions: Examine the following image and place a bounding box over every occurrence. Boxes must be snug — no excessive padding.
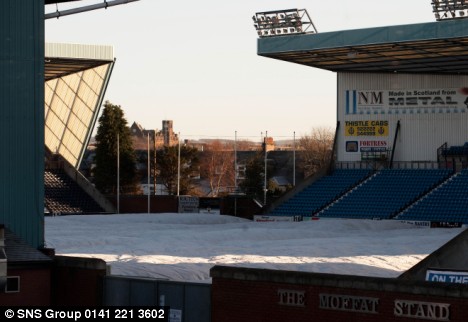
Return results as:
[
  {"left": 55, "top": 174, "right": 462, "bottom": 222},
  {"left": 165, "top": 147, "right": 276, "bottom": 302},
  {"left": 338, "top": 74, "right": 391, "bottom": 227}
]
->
[
  {"left": 298, "top": 127, "right": 334, "bottom": 178},
  {"left": 199, "top": 140, "right": 235, "bottom": 197},
  {"left": 237, "top": 139, "right": 258, "bottom": 151}
]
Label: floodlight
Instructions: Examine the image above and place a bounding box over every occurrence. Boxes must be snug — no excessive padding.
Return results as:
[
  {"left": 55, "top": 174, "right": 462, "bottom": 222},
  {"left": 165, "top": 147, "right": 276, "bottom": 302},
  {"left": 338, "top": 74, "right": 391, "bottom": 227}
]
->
[
  {"left": 252, "top": 8, "right": 317, "bottom": 38},
  {"left": 432, "top": 0, "right": 468, "bottom": 20}
]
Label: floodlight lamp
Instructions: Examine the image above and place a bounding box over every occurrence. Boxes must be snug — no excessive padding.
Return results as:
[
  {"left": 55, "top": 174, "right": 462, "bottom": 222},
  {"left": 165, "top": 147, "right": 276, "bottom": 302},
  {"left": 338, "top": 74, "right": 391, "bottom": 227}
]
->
[{"left": 253, "top": 8, "right": 317, "bottom": 37}]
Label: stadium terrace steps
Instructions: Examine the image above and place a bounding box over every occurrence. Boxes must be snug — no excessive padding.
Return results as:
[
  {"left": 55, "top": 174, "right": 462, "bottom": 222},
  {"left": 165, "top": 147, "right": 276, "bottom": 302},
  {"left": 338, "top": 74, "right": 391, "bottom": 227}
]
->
[
  {"left": 45, "top": 169, "right": 105, "bottom": 215},
  {"left": 318, "top": 169, "right": 453, "bottom": 220},
  {"left": 396, "top": 169, "right": 468, "bottom": 223},
  {"left": 269, "top": 169, "right": 372, "bottom": 217}
]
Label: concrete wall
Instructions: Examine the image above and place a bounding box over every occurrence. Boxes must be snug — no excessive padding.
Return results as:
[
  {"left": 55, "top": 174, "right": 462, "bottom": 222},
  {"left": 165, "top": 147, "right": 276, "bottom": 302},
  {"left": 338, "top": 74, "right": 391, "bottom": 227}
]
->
[
  {"left": 109, "top": 195, "right": 179, "bottom": 213},
  {"left": 399, "top": 229, "right": 468, "bottom": 281},
  {"left": 63, "top": 162, "right": 116, "bottom": 213}
]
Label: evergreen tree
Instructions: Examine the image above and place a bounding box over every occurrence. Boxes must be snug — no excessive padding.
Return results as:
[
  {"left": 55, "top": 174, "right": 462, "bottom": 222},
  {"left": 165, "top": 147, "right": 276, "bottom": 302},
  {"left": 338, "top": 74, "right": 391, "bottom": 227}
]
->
[
  {"left": 240, "top": 152, "right": 265, "bottom": 200},
  {"left": 156, "top": 145, "right": 199, "bottom": 195},
  {"left": 94, "top": 101, "right": 138, "bottom": 194}
]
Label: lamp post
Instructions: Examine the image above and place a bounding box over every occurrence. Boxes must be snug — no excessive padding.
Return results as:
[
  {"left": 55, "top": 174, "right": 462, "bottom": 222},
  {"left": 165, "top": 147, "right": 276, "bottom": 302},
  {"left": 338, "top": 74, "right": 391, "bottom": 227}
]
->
[
  {"left": 147, "top": 132, "right": 150, "bottom": 214},
  {"left": 177, "top": 132, "right": 181, "bottom": 197},
  {"left": 117, "top": 132, "right": 120, "bottom": 214},
  {"left": 264, "top": 130, "right": 268, "bottom": 206},
  {"left": 234, "top": 131, "right": 238, "bottom": 216},
  {"left": 293, "top": 131, "right": 296, "bottom": 187}
]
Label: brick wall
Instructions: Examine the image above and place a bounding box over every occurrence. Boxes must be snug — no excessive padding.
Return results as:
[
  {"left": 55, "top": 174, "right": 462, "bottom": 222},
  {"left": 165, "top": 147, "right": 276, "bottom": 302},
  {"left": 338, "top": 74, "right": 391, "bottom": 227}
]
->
[
  {"left": 52, "top": 256, "right": 107, "bottom": 306},
  {"left": 109, "top": 195, "right": 178, "bottom": 213},
  {"left": 211, "top": 266, "right": 468, "bottom": 322},
  {"left": 0, "top": 267, "right": 51, "bottom": 306}
]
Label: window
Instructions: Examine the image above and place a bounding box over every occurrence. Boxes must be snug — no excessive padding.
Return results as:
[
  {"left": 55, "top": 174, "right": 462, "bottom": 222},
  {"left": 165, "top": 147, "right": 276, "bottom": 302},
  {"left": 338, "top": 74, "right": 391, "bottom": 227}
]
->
[{"left": 5, "top": 276, "right": 20, "bottom": 293}]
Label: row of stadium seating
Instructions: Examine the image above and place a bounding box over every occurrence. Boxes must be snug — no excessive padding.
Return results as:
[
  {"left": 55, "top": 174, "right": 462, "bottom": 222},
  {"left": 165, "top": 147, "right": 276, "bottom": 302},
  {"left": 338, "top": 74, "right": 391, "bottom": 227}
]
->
[
  {"left": 269, "top": 169, "right": 371, "bottom": 216},
  {"left": 318, "top": 169, "right": 452, "bottom": 219},
  {"left": 268, "top": 168, "right": 468, "bottom": 223},
  {"left": 396, "top": 169, "right": 468, "bottom": 223},
  {"left": 45, "top": 169, "right": 105, "bottom": 214}
]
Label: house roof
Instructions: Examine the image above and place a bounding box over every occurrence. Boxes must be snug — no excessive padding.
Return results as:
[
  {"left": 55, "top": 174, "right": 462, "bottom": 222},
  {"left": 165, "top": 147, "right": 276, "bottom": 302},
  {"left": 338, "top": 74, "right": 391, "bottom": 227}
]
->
[{"left": 4, "top": 229, "right": 53, "bottom": 265}]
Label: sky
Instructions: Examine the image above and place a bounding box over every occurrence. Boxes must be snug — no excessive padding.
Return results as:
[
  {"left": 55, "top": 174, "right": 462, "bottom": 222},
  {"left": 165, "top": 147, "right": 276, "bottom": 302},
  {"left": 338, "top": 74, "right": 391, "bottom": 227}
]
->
[
  {"left": 45, "top": 213, "right": 463, "bottom": 283},
  {"left": 45, "top": 0, "right": 435, "bottom": 141}
]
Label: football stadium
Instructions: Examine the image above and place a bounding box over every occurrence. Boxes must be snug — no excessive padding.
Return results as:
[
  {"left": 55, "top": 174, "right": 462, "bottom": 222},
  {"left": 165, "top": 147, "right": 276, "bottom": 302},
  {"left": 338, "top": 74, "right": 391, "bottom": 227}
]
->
[
  {"left": 2, "top": 1, "right": 468, "bottom": 321},
  {"left": 212, "top": 5, "right": 468, "bottom": 322}
]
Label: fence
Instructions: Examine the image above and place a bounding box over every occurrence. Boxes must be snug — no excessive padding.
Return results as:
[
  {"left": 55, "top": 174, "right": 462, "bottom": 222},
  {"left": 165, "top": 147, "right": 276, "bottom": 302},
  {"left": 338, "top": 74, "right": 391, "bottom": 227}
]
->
[
  {"left": 335, "top": 161, "right": 453, "bottom": 170},
  {"left": 103, "top": 276, "right": 211, "bottom": 322}
]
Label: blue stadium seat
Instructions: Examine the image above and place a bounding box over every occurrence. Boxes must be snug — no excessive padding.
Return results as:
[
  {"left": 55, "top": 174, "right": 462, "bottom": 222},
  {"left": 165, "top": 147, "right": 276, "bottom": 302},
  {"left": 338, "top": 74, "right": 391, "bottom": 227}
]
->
[
  {"left": 318, "top": 169, "right": 452, "bottom": 220},
  {"left": 397, "top": 169, "right": 468, "bottom": 223},
  {"left": 270, "top": 169, "right": 371, "bottom": 217}
]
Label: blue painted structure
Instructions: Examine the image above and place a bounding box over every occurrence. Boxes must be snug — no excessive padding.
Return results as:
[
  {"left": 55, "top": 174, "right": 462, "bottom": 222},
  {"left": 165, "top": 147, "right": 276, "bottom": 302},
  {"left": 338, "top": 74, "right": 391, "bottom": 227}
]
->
[{"left": 0, "top": 1, "right": 45, "bottom": 248}]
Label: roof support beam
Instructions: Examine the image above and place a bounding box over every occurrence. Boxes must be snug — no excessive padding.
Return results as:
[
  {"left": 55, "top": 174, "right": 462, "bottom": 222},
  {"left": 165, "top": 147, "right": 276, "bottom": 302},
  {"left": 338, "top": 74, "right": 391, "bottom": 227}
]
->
[{"left": 45, "top": 0, "right": 139, "bottom": 20}]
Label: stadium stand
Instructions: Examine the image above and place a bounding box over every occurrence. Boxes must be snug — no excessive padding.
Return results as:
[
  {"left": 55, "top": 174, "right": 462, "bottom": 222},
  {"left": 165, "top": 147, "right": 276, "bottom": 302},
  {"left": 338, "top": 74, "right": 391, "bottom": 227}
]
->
[
  {"left": 269, "top": 169, "right": 371, "bottom": 217},
  {"left": 441, "top": 142, "right": 468, "bottom": 156},
  {"left": 396, "top": 169, "right": 468, "bottom": 223},
  {"left": 44, "top": 169, "right": 105, "bottom": 215},
  {"left": 318, "top": 169, "right": 453, "bottom": 220}
]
